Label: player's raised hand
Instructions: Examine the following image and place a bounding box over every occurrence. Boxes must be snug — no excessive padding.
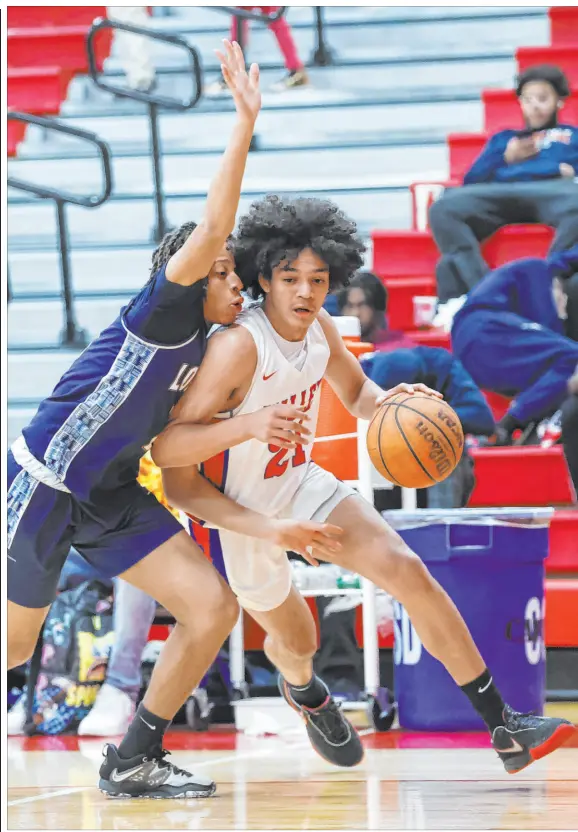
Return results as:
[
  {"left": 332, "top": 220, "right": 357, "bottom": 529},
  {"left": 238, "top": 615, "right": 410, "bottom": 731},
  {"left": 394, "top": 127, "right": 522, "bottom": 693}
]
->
[
  {"left": 268, "top": 519, "right": 344, "bottom": 567},
  {"left": 247, "top": 404, "right": 312, "bottom": 449},
  {"left": 215, "top": 39, "right": 261, "bottom": 123},
  {"left": 375, "top": 383, "right": 443, "bottom": 408}
]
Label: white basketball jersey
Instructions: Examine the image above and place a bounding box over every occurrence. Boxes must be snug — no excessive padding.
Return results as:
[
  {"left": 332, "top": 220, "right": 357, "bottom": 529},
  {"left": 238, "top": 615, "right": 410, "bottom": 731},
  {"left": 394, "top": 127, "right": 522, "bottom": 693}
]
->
[{"left": 211, "top": 304, "right": 330, "bottom": 517}]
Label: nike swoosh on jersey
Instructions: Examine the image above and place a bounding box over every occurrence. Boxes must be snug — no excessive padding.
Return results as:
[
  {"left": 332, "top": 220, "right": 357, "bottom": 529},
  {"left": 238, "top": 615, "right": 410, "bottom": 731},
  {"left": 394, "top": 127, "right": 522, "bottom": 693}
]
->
[{"left": 263, "top": 371, "right": 277, "bottom": 381}]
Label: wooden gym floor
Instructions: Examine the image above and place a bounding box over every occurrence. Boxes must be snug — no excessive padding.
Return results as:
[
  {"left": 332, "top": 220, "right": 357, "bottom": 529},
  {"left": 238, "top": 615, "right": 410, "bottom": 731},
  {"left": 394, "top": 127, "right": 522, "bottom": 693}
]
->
[{"left": 7, "top": 716, "right": 578, "bottom": 831}]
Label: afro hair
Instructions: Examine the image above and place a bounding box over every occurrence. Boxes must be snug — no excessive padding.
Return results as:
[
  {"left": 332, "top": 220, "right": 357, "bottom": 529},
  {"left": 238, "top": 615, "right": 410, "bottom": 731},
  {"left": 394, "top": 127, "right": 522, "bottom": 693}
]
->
[
  {"left": 516, "top": 64, "right": 570, "bottom": 99},
  {"left": 233, "top": 195, "right": 366, "bottom": 298}
]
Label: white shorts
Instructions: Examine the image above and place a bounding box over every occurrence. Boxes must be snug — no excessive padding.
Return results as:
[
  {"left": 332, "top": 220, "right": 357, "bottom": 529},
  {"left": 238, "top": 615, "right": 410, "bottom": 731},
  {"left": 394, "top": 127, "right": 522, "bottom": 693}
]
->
[{"left": 185, "top": 463, "right": 356, "bottom": 612}]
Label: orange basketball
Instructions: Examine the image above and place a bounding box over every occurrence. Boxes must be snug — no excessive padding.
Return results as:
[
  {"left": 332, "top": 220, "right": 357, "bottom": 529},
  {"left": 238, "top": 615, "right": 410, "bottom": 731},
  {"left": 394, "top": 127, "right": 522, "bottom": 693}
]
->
[{"left": 367, "top": 393, "right": 464, "bottom": 489}]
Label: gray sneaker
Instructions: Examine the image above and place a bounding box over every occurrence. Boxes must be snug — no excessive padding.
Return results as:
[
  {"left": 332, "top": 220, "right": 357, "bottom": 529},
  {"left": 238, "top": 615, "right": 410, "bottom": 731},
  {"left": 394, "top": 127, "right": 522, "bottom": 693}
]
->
[
  {"left": 99, "top": 744, "right": 216, "bottom": 799},
  {"left": 492, "top": 705, "right": 576, "bottom": 774}
]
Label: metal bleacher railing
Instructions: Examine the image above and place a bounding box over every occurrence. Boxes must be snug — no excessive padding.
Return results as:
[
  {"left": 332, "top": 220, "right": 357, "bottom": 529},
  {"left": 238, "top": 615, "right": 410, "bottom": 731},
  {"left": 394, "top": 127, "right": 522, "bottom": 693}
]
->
[
  {"left": 7, "top": 111, "right": 113, "bottom": 347},
  {"left": 87, "top": 17, "right": 203, "bottom": 244}
]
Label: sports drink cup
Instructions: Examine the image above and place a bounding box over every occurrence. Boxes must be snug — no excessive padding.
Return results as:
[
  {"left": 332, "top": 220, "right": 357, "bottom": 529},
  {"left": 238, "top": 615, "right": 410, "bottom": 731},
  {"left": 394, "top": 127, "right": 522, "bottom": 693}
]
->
[{"left": 413, "top": 296, "right": 437, "bottom": 329}]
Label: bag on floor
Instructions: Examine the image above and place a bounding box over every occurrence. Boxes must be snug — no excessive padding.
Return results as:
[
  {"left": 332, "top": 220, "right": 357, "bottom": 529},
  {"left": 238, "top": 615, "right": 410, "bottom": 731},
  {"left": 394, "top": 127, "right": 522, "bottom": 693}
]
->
[{"left": 24, "top": 580, "right": 115, "bottom": 736}]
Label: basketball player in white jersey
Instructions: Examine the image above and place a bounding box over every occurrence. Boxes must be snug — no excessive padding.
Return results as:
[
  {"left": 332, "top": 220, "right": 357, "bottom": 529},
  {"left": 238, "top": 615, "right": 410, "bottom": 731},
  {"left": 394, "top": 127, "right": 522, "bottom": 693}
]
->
[{"left": 154, "top": 196, "right": 576, "bottom": 773}]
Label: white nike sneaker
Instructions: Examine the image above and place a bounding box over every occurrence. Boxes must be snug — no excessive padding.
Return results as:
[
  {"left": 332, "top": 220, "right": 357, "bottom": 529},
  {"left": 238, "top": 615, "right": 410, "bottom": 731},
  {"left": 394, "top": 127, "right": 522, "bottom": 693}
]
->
[
  {"left": 78, "top": 684, "right": 135, "bottom": 737},
  {"left": 99, "top": 744, "right": 216, "bottom": 799},
  {"left": 7, "top": 694, "right": 27, "bottom": 736}
]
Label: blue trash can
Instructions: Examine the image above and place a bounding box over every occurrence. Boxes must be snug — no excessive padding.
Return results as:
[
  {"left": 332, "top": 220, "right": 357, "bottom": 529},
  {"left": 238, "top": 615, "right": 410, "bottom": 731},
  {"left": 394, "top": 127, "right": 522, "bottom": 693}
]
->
[{"left": 383, "top": 508, "right": 553, "bottom": 730}]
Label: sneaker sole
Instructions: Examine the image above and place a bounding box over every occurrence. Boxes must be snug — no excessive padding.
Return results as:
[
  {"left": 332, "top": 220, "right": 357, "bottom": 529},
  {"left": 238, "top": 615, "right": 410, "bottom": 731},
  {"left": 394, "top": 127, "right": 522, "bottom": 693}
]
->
[
  {"left": 99, "top": 781, "right": 216, "bottom": 800},
  {"left": 507, "top": 723, "right": 577, "bottom": 774},
  {"left": 280, "top": 679, "right": 365, "bottom": 768}
]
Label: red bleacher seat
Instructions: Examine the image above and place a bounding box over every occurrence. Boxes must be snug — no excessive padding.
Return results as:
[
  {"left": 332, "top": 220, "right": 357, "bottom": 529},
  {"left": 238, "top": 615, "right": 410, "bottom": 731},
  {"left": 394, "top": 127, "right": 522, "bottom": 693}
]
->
[
  {"left": 516, "top": 45, "right": 578, "bottom": 87},
  {"left": 7, "top": 66, "right": 71, "bottom": 113},
  {"left": 448, "top": 132, "right": 486, "bottom": 181},
  {"left": 406, "top": 328, "right": 451, "bottom": 351},
  {"left": 545, "top": 578, "right": 578, "bottom": 647},
  {"left": 8, "top": 120, "right": 28, "bottom": 157},
  {"left": 549, "top": 6, "right": 578, "bottom": 48},
  {"left": 548, "top": 510, "right": 578, "bottom": 573},
  {"left": 469, "top": 446, "right": 574, "bottom": 507},
  {"left": 372, "top": 226, "right": 553, "bottom": 281},
  {"left": 8, "top": 26, "right": 111, "bottom": 72},
  {"left": 483, "top": 88, "right": 578, "bottom": 133},
  {"left": 7, "top": 6, "right": 106, "bottom": 27},
  {"left": 384, "top": 276, "right": 436, "bottom": 331}
]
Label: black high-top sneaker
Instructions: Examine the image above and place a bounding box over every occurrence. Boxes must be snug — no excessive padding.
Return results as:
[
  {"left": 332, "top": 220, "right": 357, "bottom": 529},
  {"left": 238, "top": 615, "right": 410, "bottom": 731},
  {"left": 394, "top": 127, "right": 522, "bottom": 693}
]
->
[
  {"left": 99, "top": 744, "right": 216, "bottom": 799},
  {"left": 492, "top": 705, "right": 576, "bottom": 774},
  {"left": 279, "top": 676, "right": 364, "bottom": 768}
]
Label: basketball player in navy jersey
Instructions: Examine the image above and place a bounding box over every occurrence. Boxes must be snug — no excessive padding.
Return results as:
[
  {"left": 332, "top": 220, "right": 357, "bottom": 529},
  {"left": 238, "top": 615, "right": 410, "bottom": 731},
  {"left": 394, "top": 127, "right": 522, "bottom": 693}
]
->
[
  {"left": 7, "top": 44, "right": 341, "bottom": 800},
  {"left": 154, "top": 195, "right": 576, "bottom": 775}
]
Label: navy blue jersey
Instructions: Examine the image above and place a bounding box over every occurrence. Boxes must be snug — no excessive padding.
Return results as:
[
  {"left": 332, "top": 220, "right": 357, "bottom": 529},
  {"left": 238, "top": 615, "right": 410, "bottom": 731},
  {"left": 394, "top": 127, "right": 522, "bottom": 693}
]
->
[{"left": 22, "top": 266, "right": 206, "bottom": 507}]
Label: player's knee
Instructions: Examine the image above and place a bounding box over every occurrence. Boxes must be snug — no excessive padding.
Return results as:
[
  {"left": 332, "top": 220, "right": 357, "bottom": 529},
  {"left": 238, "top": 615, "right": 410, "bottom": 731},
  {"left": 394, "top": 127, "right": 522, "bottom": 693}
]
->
[
  {"left": 372, "top": 534, "right": 432, "bottom": 597},
  {"left": 202, "top": 580, "right": 240, "bottom": 635}
]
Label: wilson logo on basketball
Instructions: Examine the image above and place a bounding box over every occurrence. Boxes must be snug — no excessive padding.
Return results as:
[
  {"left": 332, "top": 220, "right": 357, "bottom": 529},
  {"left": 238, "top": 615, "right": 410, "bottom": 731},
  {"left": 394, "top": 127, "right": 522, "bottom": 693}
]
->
[
  {"left": 415, "top": 421, "right": 453, "bottom": 477},
  {"left": 436, "top": 408, "right": 464, "bottom": 449}
]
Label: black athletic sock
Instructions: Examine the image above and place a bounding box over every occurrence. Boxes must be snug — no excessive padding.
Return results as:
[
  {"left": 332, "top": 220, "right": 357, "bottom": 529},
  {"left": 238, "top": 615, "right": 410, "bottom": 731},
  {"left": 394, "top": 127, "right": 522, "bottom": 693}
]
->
[
  {"left": 117, "top": 704, "right": 171, "bottom": 760},
  {"left": 286, "top": 675, "right": 329, "bottom": 709},
  {"left": 460, "top": 668, "right": 506, "bottom": 734}
]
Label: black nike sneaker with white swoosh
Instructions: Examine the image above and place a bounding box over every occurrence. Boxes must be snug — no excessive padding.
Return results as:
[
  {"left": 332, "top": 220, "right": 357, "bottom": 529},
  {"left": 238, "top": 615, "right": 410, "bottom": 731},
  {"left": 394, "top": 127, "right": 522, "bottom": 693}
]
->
[
  {"left": 492, "top": 705, "right": 577, "bottom": 774},
  {"left": 279, "top": 676, "right": 364, "bottom": 767},
  {"left": 99, "top": 744, "right": 216, "bottom": 799}
]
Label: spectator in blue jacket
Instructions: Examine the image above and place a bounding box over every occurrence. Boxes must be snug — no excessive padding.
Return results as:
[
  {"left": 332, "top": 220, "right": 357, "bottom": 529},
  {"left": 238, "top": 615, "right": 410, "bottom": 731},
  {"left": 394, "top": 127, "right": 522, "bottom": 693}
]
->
[
  {"left": 362, "top": 346, "right": 495, "bottom": 507},
  {"left": 451, "top": 247, "right": 578, "bottom": 445},
  {"left": 429, "top": 65, "right": 578, "bottom": 326}
]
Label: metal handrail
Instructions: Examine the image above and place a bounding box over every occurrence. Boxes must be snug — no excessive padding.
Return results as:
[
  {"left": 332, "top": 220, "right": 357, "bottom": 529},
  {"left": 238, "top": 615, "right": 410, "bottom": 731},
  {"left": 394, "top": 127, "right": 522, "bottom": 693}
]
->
[
  {"left": 7, "top": 111, "right": 113, "bottom": 347},
  {"left": 87, "top": 17, "right": 203, "bottom": 241},
  {"left": 7, "top": 112, "right": 112, "bottom": 207}
]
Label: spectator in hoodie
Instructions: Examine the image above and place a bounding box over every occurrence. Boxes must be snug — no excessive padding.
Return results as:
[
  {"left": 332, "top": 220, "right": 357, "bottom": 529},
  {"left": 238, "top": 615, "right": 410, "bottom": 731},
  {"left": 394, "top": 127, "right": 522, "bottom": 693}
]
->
[
  {"left": 336, "top": 271, "right": 416, "bottom": 351},
  {"left": 429, "top": 65, "right": 578, "bottom": 328},
  {"left": 362, "top": 346, "right": 495, "bottom": 508},
  {"left": 451, "top": 247, "right": 578, "bottom": 446}
]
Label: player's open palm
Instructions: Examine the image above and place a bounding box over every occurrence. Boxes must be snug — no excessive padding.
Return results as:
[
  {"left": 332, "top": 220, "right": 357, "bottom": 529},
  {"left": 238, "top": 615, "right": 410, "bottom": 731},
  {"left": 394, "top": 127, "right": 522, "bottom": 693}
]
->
[
  {"left": 269, "top": 519, "right": 343, "bottom": 566},
  {"left": 215, "top": 39, "right": 261, "bottom": 123}
]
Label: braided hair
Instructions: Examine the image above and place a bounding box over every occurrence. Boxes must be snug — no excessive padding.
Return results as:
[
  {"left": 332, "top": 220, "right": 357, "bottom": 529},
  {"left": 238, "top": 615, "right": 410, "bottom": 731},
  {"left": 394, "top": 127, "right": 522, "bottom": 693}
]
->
[
  {"left": 149, "top": 222, "right": 198, "bottom": 282},
  {"left": 233, "top": 195, "right": 366, "bottom": 298}
]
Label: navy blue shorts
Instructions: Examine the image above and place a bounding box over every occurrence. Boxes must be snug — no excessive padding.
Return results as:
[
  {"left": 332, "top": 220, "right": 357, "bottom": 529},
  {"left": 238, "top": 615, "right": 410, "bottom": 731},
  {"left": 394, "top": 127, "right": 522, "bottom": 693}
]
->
[{"left": 7, "top": 451, "right": 183, "bottom": 609}]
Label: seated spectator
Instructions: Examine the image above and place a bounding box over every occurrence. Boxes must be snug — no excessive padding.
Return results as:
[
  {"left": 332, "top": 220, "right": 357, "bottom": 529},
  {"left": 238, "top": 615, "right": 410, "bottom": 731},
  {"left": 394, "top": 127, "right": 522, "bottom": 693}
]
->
[
  {"left": 207, "top": 7, "right": 308, "bottom": 94},
  {"left": 429, "top": 65, "right": 578, "bottom": 328},
  {"left": 363, "top": 346, "right": 495, "bottom": 508},
  {"left": 451, "top": 247, "right": 578, "bottom": 445},
  {"left": 337, "top": 271, "right": 416, "bottom": 351}
]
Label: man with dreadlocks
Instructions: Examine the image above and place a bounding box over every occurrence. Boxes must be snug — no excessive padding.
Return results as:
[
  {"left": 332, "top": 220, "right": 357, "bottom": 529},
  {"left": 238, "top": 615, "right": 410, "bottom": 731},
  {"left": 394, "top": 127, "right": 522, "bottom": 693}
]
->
[
  {"left": 155, "top": 194, "right": 576, "bottom": 773},
  {"left": 7, "top": 43, "right": 339, "bottom": 800}
]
